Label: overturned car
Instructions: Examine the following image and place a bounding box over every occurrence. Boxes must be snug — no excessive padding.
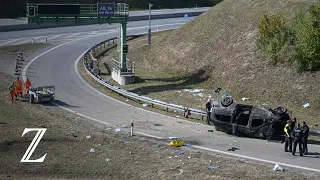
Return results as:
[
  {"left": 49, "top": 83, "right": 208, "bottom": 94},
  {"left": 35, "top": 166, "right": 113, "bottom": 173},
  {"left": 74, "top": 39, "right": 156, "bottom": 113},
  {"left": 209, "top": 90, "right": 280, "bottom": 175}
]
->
[{"left": 209, "top": 97, "right": 291, "bottom": 139}]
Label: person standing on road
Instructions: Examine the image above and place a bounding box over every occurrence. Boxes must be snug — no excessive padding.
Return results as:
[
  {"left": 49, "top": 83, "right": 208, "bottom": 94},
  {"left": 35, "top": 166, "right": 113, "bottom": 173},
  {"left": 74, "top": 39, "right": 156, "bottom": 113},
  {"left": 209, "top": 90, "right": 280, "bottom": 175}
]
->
[
  {"left": 205, "top": 99, "right": 212, "bottom": 125},
  {"left": 14, "top": 77, "right": 23, "bottom": 98},
  {"left": 302, "top": 121, "right": 309, "bottom": 155},
  {"left": 9, "top": 82, "right": 17, "bottom": 102},
  {"left": 24, "top": 78, "right": 31, "bottom": 95},
  {"left": 284, "top": 120, "right": 292, "bottom": 152},
  {"left": 292, "top": 123, "right": 303, "bottom": 156}
]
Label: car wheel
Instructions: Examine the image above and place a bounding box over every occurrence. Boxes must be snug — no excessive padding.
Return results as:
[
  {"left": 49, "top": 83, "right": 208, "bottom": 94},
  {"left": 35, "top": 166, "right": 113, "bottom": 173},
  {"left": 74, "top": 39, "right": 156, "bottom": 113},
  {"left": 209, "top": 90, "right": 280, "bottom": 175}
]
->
[
  {"left": 221, "top": 97, "right": 233, "bottom": 107},
  {"left": 275, "top": 107, "right": 287, "bottom": 115},
  {"left": 214, "top": 125, "right": 220, "bottom": 131}
]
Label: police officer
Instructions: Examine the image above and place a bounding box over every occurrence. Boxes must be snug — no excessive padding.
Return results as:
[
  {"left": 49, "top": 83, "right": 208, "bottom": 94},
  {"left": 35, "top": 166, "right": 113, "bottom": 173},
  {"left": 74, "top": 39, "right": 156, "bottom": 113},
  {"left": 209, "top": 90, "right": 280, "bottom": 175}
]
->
[
  {"left": 292, "top": 124, "right": 303, "bottom": 156},
  {"left": 205, "top": 99, "right": 212, "bottom": 125},
  {"left": 284, "top": 120, "right": 292, "bottom": 152},
  {"left": 290, "top": 118, "right": 296, "bottom": 132},
  {"left": 302, "top": 121, "right": 309, "bottom": 155}
]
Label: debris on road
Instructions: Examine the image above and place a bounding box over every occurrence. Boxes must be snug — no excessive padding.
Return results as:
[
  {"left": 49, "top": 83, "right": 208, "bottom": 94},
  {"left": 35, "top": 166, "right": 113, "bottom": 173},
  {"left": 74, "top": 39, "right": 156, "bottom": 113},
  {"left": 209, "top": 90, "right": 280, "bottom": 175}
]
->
[
  {"left": 86, "top": 135, "right": 91, "bottom": 139},
  {"left": 303, "top": 103, "right": 310, "bottom": 108},
  {"left": 273, "top": 164, "right": 284, "bottom": 171},
  {"left": 121, "top": 125, "right": 127, "bottom": 128},
  {"left": 210, "top": 134, "right": 215, "bottom": 137},
  {"left": 169, "top": 137, "right": 178, "bottom": 140},
  {"left": 208, "top": 130, "right": 214, "bottom": 132},
  {"left": 105, "top": 127, "right": 112, "bottom": 131},
  {"left": 184, "top": 89, "right": 203, "bottom": 93},
  {"left": 207, "top": 165, "right": 220, "bottom": 169},
  {"left": 196, "top": 123, "right": 201, "bottom": 125},
  {"left": 176, "top": 116, "right": 180, "bottom": 118},
  {"left": 175, "top": 169, "right": 184, "bottom": 176},
  {"left": 142, "top": 104, "right": 148, "bottom": 107},
  {"left": 221, "top": 93, "right": 228, "bottom": 98},
  {"left": 90, "top": 148, "right": 95, "bottom": 153},
  {"left": 242, "top": 97, "right": 250, "bottom": 101},
  {"left": 168, "top": 140, "right": 187, "bottom": 147},
  {"left": 126, "top": 99, "right": 129, "bottom": 102},
  {"left": 215, "top": 88, "right": 221, "bottom": 94},
  {"left": 115, "top": 128, "right": 122, "bottom": 132},
  {"left": 176, "top": 152, "right": 188, "bottom": 157},
  {"left": 106, "top": 158, "right": 111, "bottom": 162},
  {"left": 227, "top": 147, "right": 240, "bottom": 151},
  {"left": 154, "top": 123, "right": 162, "bottom": 126}
]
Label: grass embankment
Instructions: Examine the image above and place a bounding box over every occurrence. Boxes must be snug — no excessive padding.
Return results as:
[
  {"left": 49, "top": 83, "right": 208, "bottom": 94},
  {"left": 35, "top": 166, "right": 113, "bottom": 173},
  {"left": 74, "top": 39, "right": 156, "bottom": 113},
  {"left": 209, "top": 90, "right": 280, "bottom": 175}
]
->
[
  {"left": 98, "top": 0, "right": 320, "bottom": 130},
  {"left": 2, "top": 46, "right": 320, "bottom": 179}
]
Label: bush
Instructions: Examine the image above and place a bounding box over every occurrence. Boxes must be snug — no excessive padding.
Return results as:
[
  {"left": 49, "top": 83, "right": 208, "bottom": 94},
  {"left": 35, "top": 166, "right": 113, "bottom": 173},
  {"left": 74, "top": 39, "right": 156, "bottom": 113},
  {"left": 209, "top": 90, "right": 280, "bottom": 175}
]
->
[
  {"left": 295, "top": 1, "right": 320, "bottom": 70},
  {"left": 257, "top": 14, "right": 295, "bottom": 65}
]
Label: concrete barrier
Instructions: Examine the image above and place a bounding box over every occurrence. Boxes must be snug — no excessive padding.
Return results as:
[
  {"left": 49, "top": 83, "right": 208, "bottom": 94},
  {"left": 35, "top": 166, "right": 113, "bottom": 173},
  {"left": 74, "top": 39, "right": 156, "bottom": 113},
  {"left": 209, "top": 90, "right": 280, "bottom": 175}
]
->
[{"left": 0, "top": 11, "right": 205, "bottom": 32}]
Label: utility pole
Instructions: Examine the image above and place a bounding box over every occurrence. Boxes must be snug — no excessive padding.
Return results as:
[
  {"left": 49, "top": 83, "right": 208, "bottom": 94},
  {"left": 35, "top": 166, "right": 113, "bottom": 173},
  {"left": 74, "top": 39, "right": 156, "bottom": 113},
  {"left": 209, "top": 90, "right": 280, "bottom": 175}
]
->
[{"left": 147, "top": 3, "right": 153, "bottom": 45}]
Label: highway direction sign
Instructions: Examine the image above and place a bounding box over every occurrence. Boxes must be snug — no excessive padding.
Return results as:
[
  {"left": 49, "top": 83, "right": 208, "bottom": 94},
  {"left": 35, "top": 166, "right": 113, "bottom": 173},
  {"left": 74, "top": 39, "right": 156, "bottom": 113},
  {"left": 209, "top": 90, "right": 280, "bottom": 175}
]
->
[{"left": 97, "top": 3, "right": 115, "bottom": 17}]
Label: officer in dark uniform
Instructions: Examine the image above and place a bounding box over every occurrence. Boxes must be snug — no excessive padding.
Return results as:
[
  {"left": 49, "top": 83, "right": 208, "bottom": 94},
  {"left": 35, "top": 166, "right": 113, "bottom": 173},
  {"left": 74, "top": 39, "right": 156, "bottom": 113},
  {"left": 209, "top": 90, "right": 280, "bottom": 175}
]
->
[
  {"left": 292, "top": 124, "right": 303, "bottom": 156},
  {"left": 284, "top": 120, "right": 292, "bottom": 152},
  {"left": 205, "top": 99, "right": 212, "bottom": 125},
  {"left": 290, "top": 118, "right": 296, "bottom": 132},
  {"left": 302, "top": 121, "right": 309, "bottom": 155}
]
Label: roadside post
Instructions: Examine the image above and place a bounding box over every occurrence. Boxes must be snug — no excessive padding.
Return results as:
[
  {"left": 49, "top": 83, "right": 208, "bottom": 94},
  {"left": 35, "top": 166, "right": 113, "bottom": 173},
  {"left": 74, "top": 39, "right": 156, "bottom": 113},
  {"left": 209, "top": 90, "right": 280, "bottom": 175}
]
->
[
  {"left": 146, "top": 3, "right": 153, "bottom": 45},
  {"left": 131, "top": 120, "right": 134, "bottom": 136}
]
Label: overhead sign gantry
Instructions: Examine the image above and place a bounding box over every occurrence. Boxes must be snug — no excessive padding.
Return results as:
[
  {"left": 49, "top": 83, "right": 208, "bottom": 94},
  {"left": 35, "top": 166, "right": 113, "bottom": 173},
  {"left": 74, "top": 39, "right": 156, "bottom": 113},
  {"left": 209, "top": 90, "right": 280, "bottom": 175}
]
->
[{"left": 27, "top": 3, "right": 129, "bottom": 72}]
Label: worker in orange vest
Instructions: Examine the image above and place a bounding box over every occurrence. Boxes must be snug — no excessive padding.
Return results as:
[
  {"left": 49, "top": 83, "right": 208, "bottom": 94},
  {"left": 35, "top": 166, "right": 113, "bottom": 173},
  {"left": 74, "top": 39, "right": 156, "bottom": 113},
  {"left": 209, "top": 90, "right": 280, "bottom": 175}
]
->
[
  {"left": 9, "top": 82, "right": 17, "bottom": 102},
  {"left": 24, "top": 78, "right": 32, "bottom": 95},
  {"left": 14, "top": 77, "right": 23, "bottom": 98}
]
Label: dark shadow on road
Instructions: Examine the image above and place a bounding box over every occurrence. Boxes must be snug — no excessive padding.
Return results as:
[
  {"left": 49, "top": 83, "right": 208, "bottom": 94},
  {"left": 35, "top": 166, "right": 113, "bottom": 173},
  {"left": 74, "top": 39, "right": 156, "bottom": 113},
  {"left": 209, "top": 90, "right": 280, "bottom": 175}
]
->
[
  {"left": 42, "top": 100, "right": 81, "bottom": 108},
  {"left": 128, "top": 67, "right": 212, "bottom": 95}
]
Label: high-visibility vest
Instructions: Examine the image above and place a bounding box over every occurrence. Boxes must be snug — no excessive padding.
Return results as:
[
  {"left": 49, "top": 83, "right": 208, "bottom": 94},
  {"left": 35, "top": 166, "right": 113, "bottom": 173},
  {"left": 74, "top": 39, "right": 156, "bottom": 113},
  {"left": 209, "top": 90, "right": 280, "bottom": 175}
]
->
[
  {"left": 24, "top": 80, "right": 31, "bottom": 88},
  {"left": 9, "top": 83, "right": 15, "bottom": 92},
  {"left": 15, "top": 79, "right": 21, "bottom": 87},
  {"left": 284, "top": 124, "right": 290, "bottom": 133}
]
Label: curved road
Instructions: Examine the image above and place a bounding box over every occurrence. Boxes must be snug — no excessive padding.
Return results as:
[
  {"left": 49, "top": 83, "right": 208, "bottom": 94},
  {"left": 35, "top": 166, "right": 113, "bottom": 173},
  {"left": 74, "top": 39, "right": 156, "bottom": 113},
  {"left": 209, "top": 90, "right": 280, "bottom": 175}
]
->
[{"left": 1, "top": 13, "right": 320, "bottom": 172}]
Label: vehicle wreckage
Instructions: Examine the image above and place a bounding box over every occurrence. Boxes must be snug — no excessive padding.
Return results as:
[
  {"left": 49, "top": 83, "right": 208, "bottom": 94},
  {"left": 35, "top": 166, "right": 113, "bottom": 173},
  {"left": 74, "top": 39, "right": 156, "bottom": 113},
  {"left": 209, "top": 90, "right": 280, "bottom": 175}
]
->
[{"left": 209, "top": 97, "right": 291, "bottom": 139}]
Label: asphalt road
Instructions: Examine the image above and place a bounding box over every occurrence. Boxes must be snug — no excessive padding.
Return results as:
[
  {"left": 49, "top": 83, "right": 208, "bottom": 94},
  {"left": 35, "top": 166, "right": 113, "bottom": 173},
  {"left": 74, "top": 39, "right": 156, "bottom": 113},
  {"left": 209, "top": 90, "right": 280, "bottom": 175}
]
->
[
  {"left": 1, "top": 14, "right": 320, "bottom": 173},
  {"left": 0, "top": 7, "right": 209, "bottom": 27}
]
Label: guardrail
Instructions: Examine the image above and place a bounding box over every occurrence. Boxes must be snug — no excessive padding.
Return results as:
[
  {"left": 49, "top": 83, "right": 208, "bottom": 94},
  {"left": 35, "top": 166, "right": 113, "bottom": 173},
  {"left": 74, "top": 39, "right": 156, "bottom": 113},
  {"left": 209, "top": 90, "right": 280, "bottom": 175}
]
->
[
  {"left": 82, "top": 35, "right": 320, "bottom": 137},
  {"left": 83, "top": 35, "right": 207, "bottom": 120}
]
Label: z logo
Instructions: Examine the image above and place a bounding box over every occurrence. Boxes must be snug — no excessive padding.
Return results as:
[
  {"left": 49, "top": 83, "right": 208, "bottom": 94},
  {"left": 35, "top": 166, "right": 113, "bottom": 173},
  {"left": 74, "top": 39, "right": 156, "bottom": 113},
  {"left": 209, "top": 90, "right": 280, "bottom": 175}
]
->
[{"left": 20, "top": 128, "right": 47, "bottom": 162}]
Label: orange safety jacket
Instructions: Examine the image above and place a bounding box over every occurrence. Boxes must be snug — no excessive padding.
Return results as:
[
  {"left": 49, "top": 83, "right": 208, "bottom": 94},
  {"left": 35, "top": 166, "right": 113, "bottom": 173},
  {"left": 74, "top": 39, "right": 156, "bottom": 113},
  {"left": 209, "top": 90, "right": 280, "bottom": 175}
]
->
[{"left": 24, "top": 80, "right": 31, "bottom": 89}]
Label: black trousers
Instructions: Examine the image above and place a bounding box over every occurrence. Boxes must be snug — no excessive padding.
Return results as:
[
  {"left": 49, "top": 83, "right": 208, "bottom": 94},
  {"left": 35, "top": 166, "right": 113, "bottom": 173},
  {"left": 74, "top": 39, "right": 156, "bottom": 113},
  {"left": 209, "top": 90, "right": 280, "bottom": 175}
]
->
[
  {"left": 302, "top": 137, "right": 308, "bottom": 154},
  {"left": 284, "top": 136, "right": 292, "bottom": 152},
  {"left": 292, "top": 138, "right": 303, "bottom": 155},
  {"left": 206, "top": 112, "right": 211, "bottom": 124}
]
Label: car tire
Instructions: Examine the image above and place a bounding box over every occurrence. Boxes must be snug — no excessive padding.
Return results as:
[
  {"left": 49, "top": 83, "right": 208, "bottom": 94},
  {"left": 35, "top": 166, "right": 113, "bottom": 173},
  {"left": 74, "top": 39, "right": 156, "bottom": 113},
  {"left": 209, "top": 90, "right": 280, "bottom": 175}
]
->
[
  {"left": 214, "top": 125, "right": 220, "bottom": 131},
  {"left": 275, "top": 107, "right": 287, "bottom": 115},
  {"left": 221, "top": 97, "right": 233, "bottom": 107}
]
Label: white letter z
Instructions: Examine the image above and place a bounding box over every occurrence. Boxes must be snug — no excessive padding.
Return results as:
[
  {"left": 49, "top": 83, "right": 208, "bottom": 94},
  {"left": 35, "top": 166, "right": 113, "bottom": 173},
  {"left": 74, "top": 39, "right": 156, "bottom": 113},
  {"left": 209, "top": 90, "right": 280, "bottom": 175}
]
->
[{"left": 20, "top": 128, "right": 47, "bottom": 162}]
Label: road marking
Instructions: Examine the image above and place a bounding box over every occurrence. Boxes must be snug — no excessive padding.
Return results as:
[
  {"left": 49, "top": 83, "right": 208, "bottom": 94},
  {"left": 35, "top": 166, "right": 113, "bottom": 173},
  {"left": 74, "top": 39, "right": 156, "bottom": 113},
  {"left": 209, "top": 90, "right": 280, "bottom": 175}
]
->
[
  {"left": 23, "top": 25, "right": 320, "bottom": 172},
  {"left": 169, "top": 20, "right": 185, "bottom": 22},
  {"left": 15, "top": 36, "right": 43, "bottom": 45},
  {"left": 27, "top": 30, "right": 58, "bottom": 35},
  {"left": 0, "top": 38, "right": 25, "bottom": 46},
  {"left": 39, "top": 35, "right": 61, "bottom": 43},
  {"left": 63, "top": 33, "right": 81, "bottom": 39}
]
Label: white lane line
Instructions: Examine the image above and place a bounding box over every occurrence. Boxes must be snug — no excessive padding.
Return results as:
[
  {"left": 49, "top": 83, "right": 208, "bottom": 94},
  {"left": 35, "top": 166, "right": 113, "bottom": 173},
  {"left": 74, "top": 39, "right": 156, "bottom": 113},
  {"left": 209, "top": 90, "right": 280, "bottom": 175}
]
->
[
  {"left": 39, "top": 35, "right": 61, "bottom": 43},
  {"left": 169, "top": 20, "right": 185, "bottom": 22},
  {"left": 27, "top": 30, "right": 58, "bottom": 35},
  {"left": 21, "top": 26, "right": 320, "bottom": 173},
  {"left": 63, "top": 33, "right": 81, "bottom": 39},
  {"left": 0, "top": 38, "right": 25, "bottom": 46},
  {"left": 15, "top": 36, "right": 43, "bottom": 45}
]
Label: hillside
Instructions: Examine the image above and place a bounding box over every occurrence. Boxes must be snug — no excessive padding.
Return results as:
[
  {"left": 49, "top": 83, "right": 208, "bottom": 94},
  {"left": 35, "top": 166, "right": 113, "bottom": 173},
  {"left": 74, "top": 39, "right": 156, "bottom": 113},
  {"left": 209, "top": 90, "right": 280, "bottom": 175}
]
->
[{"left": 127, "top": 0, "right": 320, "bottom": 127}]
